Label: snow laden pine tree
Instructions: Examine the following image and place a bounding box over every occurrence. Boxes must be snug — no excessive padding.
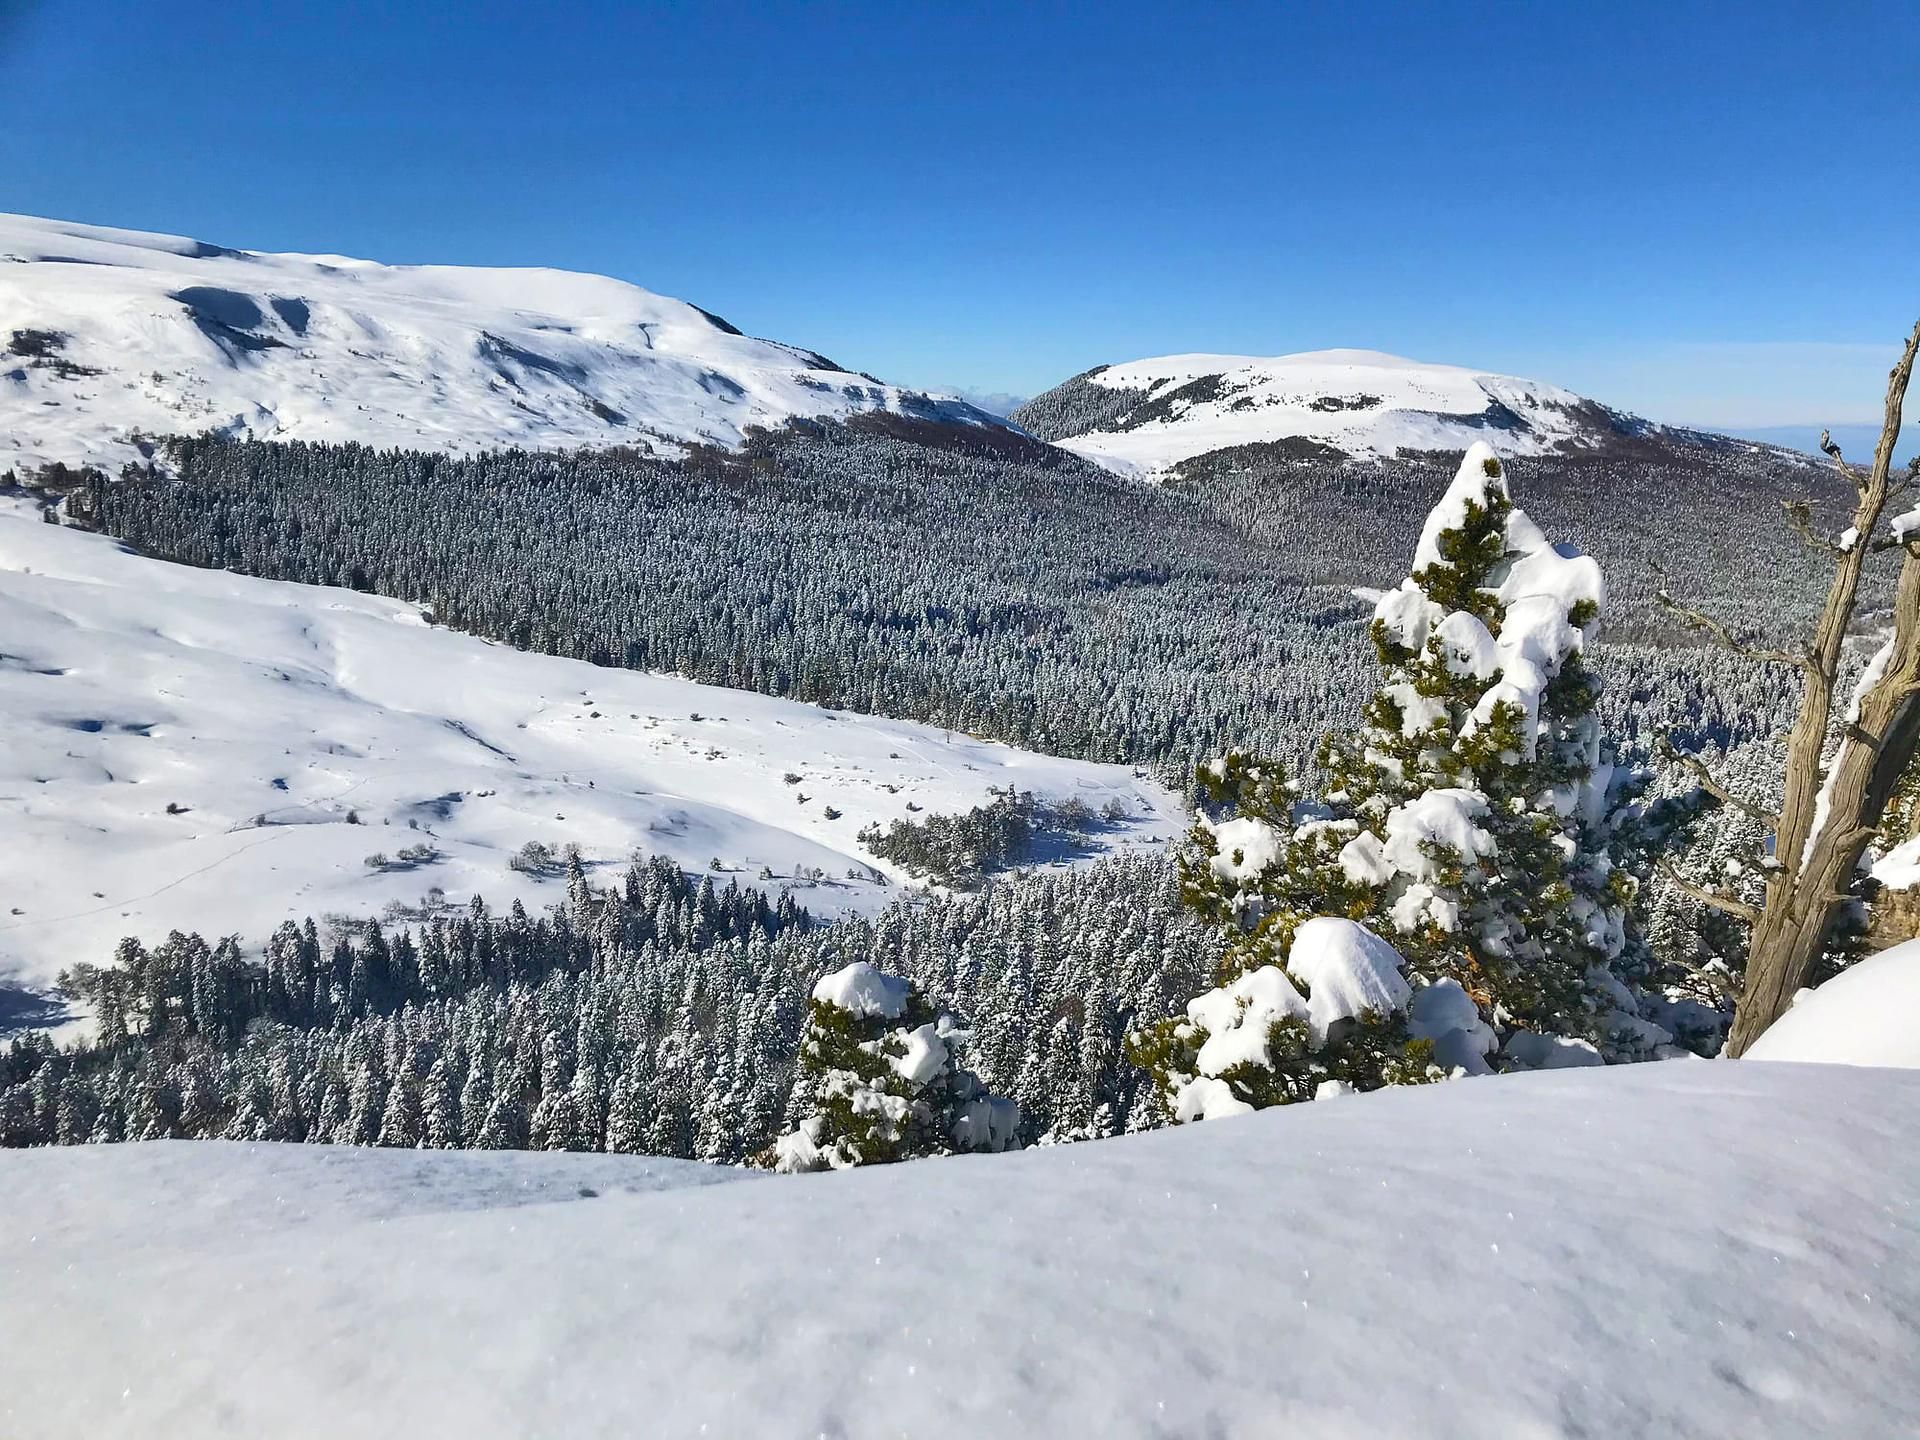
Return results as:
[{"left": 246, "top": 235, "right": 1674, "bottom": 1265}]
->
[
  {"left": 1134, "top": 442, "right": 1651, "bottom": 1119},
  {"left": 767, "top": 962, "right": 1020, "bottom": 1170}
]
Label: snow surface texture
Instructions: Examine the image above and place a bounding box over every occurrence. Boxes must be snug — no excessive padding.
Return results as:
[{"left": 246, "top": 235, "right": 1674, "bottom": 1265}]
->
[
  {"left": 0, "top": 498, "right": 1178, "bottom": 1004},
  {"left": 1048, "top": 350, "right": 1751, "bottom": 474},
  {"left": 1872, "top": 833, "right": 1920, "bottom": 889},
  {"left": 0, "top": 212, "right": 1003, "bottom": 477},
  {"left": 4, "top": 1062, "right": 1916, "bottom": 1438},
  {"left": 1746, "top": 939, "right": 1920, "bottom": 1069}
]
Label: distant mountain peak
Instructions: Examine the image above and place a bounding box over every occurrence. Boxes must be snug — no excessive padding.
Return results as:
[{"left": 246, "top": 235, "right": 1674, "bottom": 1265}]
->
[
  {"left": 0, "top": 212, "right": 1006, "bottom": 477},
  {"left": 1013, "top": 349, "right": 1793, "bottom": 474}
]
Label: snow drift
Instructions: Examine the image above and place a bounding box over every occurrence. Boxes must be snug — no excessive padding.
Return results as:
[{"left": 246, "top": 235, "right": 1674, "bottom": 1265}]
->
[
  {"left": 3, "top": 1060, "right": 1915, "bottom": 1437},
  {"left": 1745, "top": 939, "right": 1920, "bottom": 1069},
  {"left": 0, "top": 212, "right": 1006, "bottom": 477}
]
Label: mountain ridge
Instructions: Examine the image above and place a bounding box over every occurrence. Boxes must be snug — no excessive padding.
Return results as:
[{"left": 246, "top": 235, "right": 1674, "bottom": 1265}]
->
[
  {"left": 1014, "top": 349, "right": 1807, "bottom": 475},
  {"left": 0, "top": 212, "right": 1008, "bottom": 478}
]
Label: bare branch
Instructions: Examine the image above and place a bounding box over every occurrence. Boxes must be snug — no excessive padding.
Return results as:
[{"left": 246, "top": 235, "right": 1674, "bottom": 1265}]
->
[
  {"left": 1655, "top": 590, "right": 1812, "bottom": 670},
  {"left": 1781, "top": 499, "right": 1847, "bottom": 556},
  {"left": 1655, "top": 738, "right": 1779, "bottom": 827},
  {"left": 1656, "top": 859, "right": 1761, "bottom": 924}
]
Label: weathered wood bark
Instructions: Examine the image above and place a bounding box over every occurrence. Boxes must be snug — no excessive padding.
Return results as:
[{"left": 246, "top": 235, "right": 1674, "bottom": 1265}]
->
[{"left": 1725, "top": 320, "right": 1920, "bottom": 1056}]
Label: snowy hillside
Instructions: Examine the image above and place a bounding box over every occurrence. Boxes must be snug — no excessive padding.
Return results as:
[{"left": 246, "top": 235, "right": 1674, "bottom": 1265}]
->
[
  {"left": 0, "top": 497, "right": 1177, "bottom": 1007},
  {"left": 1014, "top": 349, "right": 1784, "bottom": 474},
  {"left": 5, "top": 1060, "right": 1916, "bottom": 1438},
  {"left": 0, "top": 212, "right": 1005, "bottom": 477}
]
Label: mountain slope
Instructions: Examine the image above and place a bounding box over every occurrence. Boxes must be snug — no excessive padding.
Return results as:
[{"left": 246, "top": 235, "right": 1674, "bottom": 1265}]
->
[
  {"left": 0, "top": 212, "right": 1004, "bottom": 477},
  {"left": 5, "top": 1060, "right": 1916, "bottom": 1437},
  {"left": 0, "top": 496, "right": 1178, "bottom": 1010},
  {"left": 1014, "top": 349, "right": 1795, "bottom": 474}
]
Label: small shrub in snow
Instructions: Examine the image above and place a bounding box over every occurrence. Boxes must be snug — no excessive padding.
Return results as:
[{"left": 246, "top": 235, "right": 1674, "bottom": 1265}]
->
[
  {"left": 768, "top": 961, "right": 1019, "bottom": 1171},
  {"left": 509, "top": 841, "right": 558, "bottom": 876}
]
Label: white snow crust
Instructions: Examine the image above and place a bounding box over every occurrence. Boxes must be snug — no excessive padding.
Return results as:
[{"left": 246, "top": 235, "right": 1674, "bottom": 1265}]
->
[
  {"left": 0, "top": 499, "right": 1179, "bottom": 1004},
  {"left": 5, "top": 1062, "right": 1917, "bottom": 1437},
  {"left": 1746, "top": 939, "right": 1920, "bottom": 1069},
  {"left": 0, "top": 212, "right": 1002, "bottom": 477},
  {"left": 813, "top": 961, "right": 914, "bottom": 1021}
]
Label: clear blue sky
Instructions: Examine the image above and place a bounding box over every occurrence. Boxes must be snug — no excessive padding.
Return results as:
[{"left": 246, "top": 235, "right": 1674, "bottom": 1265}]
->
[{"left": 4, "top": 0, "right": 1917, "bottom": 437}]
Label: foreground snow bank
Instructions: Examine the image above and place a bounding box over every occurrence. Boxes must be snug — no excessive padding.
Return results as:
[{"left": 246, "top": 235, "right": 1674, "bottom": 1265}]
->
[
  {"left": 5, "top": 1062, "right": 1915, "bottom": 1438},
  {"left": 1746, "top": 939, "right": 1920, "bottom": 1069}
]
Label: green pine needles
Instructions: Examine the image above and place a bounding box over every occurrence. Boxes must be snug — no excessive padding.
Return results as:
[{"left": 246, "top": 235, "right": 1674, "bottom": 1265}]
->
[
  {"left": 768, "top": 961, "right": 1020, "bottom": 1170},
  {"left": 1132, "top": 442, "right": 1652, "bottom": 1118}
]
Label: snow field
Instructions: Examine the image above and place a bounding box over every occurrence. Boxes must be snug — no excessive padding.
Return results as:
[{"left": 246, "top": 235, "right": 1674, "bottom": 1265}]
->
[
  {"left": 0, "top": 498, "right": 1179, "bottom": 1003},
  {"left": 0, "top": 211, "right": 1000, "bottom": 477},
  {"left": 2, "top": 1060, "right": 1915, "bottom": 1438}
]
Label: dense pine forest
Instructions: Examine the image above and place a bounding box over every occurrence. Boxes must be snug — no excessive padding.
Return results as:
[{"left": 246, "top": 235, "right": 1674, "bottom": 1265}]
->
[
  {"left": 0, "top": 855, "right": 1214, "bottom": 1154},
  {"left": 5, "top": 423, "right": 1865, "bottom": 1159},
  {"left": 75, "top": 427, "right": 1835, "bottom": 776}
]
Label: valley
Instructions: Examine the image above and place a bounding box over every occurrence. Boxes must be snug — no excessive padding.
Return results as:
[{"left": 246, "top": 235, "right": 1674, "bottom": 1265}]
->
[{"left": 0, "top": 494, "right": 1175, "bottom": 1012}]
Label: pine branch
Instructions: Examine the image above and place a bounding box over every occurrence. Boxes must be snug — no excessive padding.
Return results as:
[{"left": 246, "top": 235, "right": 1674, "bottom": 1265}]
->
[
  {"left": 1656, "top": 859, "right": 1761, "bottom": 924},
  {"left": 1654, "top": 590, "right": 1811, "bottom": 670}
]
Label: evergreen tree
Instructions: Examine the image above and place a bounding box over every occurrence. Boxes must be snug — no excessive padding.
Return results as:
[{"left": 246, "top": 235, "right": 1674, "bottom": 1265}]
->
[
  {"left": 768, "top": 962, "right": 1019, "bottom": 1171},
  {"left": 1134, "top": 443, "right": 1657, "bottom": 1117}
]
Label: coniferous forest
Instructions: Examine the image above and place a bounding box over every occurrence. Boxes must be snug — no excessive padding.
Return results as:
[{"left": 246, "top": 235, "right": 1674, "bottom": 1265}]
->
[
  {"left": 5, "top": 422, "right": 1862, "bottom": 1159},
  {"left": 77, "top": 429, "right": 1837, "bottom": 775}
]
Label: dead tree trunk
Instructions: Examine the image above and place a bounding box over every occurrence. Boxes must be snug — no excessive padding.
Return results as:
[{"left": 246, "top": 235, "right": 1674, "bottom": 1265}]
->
[{"left": 1686, "top": 320, "right": 1920, "bottom": 1056}]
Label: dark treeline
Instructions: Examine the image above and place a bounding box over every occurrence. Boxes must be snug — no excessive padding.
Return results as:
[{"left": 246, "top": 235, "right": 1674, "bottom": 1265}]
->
[
  {"left": 85, "top": 430, "right": 1361, "bottom": 773},
  {"left": 1166, "top": 442, "right": 1872, "bottom": 645},
  {"left": 855, "top": 786, "right": 1130, "bottom": 889},
  {"left": 0, "top": 855, "right": 1218, "bottom": 1155},
  {"left": 77, "top": 428, "right": 1822, "bottom": 777}
]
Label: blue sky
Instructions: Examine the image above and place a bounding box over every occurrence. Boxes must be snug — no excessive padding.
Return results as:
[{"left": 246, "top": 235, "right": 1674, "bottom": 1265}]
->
[{"left": 3, "top": 0, "right": 1916, "bottom": 442}]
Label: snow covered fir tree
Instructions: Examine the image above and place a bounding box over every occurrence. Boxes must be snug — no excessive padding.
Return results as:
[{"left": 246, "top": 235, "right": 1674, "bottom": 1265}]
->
[
  {"left": 767, "top": 961, "right": 1018, "bottom": 1170},
  {"left": 1133, "top": 443, "right": 1694, "bottom": 1120}
]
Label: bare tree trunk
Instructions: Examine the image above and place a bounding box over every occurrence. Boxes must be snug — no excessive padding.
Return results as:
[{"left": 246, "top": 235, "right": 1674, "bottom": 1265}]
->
[{"left": 1724, "top": 321, "right": 1920, "bottom": 1056}]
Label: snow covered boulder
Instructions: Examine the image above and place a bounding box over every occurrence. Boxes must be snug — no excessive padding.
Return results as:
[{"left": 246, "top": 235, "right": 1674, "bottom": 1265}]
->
[{"left": 1745, "top": 940, "right": 1920, "bottom": 1069}]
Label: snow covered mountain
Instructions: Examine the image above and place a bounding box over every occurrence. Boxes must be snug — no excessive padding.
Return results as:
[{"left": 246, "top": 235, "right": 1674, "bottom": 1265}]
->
[
  {"left": 0, "top": 496, "right": 1177, "bottom": 1013},
  {"left": 1013, "top": 349, "right": 1784, "bottom": 475},
  {"left": 6, "top": 1059, "right": 1916, "bottom": 1437},
  {"left": 0, "top": 212, "right": 1007, "bottom": 477}
]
